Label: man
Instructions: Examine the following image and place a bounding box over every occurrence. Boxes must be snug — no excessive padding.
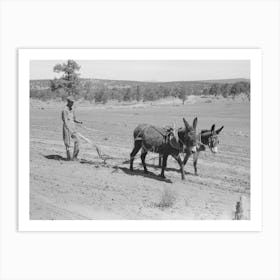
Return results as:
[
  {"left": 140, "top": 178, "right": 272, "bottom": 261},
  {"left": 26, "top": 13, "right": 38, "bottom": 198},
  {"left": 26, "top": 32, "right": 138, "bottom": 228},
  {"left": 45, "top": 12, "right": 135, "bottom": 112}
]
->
[{"left": 62, "top": 96, "right": 83, "bottom": 160}]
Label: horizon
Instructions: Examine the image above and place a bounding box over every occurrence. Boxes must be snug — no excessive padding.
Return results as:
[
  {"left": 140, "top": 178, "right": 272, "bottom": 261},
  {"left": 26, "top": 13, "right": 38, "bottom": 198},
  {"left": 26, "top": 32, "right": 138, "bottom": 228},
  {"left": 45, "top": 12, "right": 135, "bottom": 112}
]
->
[
  {"left": 30, "top": 76, "right": 250, "bottom": 83},
  {"left": 30, "top": 60, "right": 250, "bottom": 82}
]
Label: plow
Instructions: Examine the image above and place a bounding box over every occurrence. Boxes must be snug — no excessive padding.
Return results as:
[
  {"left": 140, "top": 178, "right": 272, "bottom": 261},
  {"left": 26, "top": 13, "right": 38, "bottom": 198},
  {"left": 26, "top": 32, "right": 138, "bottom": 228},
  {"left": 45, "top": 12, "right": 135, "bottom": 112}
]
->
[
  {"left": 76, "top": 126, "right": 161, "bottom": 166},
  {"left": 77, "top": 125, "right": 133, "bottom": 165},
  {"left": 78, "top": 131, "right": 160, "bottom": 166},
  {"left": 77, "top": 124, "right": 111, "bottom": 163}
]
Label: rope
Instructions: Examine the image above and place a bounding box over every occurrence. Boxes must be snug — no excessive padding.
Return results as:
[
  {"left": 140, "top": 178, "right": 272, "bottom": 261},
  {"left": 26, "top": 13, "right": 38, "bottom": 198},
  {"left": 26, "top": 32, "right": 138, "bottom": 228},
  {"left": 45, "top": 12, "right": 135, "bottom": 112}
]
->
[{"left": 80, "top": 124, "right": 102, "bottom": 133}]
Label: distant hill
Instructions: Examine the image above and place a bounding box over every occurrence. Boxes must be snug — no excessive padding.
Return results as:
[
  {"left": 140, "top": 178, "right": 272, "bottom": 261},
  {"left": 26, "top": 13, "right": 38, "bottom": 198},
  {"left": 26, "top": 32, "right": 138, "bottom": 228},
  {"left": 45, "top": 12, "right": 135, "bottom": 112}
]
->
[
  {"left": 30, "top": 77, "right": 250, "bottom": 102},
  {"left": 30, "top": 77, "right": 249, "bottom": 88}
]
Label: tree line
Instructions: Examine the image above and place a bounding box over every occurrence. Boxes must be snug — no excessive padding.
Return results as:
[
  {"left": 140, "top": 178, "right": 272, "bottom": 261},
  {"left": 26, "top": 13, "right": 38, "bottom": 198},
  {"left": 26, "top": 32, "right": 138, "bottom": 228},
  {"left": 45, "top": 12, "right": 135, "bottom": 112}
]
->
[{"left": 30, "top": 60, "right": 250, "bottom": 103}]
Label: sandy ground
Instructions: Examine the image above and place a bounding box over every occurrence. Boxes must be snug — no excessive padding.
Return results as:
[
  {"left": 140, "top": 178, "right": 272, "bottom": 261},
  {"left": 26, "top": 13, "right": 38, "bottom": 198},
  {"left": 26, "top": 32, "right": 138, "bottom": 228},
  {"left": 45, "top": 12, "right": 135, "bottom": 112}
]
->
[{"left": 30, "top": 97, "right": 250, "bottom": 220}]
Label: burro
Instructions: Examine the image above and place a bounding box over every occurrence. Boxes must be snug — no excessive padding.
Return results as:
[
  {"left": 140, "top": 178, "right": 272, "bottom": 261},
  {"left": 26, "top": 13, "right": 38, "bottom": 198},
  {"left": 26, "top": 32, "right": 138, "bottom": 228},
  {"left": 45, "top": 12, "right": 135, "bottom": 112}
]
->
[{"left": 130, "top": 117, "right": 198, "bottom": 180}]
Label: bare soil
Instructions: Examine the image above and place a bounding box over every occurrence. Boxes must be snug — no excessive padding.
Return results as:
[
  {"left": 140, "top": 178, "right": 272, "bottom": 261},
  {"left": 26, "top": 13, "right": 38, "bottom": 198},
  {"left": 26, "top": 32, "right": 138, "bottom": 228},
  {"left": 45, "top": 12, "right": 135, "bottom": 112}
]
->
[{"left": 30, "top": 98, "right": 250, "bottom": 220}]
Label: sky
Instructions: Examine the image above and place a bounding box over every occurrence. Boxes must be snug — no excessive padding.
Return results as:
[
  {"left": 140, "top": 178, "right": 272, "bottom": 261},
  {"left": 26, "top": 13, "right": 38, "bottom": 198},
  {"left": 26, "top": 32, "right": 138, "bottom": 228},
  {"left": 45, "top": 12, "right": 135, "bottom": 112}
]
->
[{"left": 30, "top": 60, "right": 250, "bottom": 82}]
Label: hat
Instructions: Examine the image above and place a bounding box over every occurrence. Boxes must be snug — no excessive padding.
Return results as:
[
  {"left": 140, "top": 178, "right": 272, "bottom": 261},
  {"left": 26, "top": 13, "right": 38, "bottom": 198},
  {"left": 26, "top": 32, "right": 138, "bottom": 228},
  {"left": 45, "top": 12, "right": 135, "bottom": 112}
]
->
[{"left": 66, "top": 96, "right": 75, "bottom": 103}]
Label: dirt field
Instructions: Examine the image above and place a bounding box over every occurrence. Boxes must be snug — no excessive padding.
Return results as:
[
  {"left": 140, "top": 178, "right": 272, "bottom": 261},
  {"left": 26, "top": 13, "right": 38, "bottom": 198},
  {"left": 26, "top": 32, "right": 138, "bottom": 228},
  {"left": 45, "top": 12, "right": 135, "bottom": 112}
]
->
[{"left": 30, "top": 97, "right": 250, "bottom": 220}]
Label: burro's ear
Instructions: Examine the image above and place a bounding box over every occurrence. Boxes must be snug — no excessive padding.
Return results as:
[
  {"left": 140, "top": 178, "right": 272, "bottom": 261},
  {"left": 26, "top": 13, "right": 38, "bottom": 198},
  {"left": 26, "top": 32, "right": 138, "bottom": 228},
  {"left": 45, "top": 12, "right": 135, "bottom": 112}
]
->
[
  {"left": 193, "top": 117, "right": 198, "bottom": 130},
  {"left": 216, "top": 126, "right": 224, "bottom": 134},
  {"left": 183, "top": 118, "right": 190, "bottom": 129},
  {"left": 211, "top": 124, "right": 215, "bottom": 134}
]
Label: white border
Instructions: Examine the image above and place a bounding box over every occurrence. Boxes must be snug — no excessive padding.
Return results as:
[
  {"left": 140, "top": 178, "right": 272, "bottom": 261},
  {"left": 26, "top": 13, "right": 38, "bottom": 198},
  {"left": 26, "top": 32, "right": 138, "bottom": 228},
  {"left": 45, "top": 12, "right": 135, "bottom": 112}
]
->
[{"left": 18, "top": 49, "right": 262, "bottom": 231}]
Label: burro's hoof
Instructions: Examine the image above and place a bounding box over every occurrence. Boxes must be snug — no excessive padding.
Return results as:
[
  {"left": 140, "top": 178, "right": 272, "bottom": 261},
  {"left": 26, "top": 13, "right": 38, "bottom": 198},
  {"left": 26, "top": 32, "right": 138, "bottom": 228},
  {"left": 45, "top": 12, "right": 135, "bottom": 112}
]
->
[{"left": 159, "top": 174, "right": 166, "bottom": 179}]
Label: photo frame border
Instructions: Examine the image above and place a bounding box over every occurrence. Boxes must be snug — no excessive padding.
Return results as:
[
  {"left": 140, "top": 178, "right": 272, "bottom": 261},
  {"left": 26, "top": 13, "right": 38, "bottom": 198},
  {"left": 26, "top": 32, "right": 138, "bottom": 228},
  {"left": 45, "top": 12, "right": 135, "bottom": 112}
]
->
[{"left": 19, "top": 48, "right": 262, "bottom": 232}]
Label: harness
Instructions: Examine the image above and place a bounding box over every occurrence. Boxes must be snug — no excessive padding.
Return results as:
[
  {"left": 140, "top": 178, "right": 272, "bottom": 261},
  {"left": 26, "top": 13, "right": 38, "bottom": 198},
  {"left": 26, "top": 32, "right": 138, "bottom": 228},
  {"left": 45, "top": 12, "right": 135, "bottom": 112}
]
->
[
  {"left": 168, "top": 128, "right": 187, "bottom": 152},
  {"left": 148, "top": 126, "right": 171, "bottom": 141},
  {"left": 141, "top": 126, "right": 185, "bottom": 153}
]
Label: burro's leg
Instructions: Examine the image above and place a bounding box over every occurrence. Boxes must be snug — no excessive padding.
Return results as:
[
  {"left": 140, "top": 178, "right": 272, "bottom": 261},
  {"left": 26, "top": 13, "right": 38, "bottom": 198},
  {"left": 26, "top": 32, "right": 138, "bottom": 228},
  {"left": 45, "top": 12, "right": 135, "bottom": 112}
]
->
[
  {"left": 72, "top": 133, "right": 80, "bottom": 160},
  {"left": 182, "top": 150, "right": 192, "bottom": 175},
  {"left": 158, "top": 154, "right": 163, "bottom": 167},
  {"left": 160, "top": 154, "right": 168, "bottom": 179},
  {"left": 183, "top": 150, "right": 191, "bottom": 166},
  {"left": 66, "top": 148, "right": 71, "bottom": 161},
  {"left": 140, "top": 149, "right": 148, "bottom": 173},
  {"left": 193, "top": 152, "right": 199, "bottom": 176},
  {"left": 172, "top": 154, "right": 185, "bottom": 180},
  {"left": 130, "top": 140, "right": 142, "bottom": 171}
]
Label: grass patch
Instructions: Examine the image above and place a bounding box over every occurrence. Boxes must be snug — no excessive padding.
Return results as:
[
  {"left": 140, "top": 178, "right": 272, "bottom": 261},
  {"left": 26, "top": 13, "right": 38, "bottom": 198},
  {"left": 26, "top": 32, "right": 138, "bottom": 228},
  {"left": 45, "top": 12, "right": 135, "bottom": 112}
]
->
[{"left": 153, "top": 188, "right": 176, "bottom": 209}]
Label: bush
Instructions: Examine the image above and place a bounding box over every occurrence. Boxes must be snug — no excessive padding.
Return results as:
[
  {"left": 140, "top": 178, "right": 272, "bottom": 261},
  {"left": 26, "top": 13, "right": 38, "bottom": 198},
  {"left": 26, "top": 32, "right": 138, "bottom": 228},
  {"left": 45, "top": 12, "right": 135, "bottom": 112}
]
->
[
  {"left": 123, "top": 88, "right": 132, "bottom": 101},
  {"left": 94, "top": 85, "right": 108, "bottom": 104},
  {"left": 154, "top": 188, "right": 176, "bottom": 208},
  {"left": 30, "top": 89, "right": 54, "bottom": 101}
]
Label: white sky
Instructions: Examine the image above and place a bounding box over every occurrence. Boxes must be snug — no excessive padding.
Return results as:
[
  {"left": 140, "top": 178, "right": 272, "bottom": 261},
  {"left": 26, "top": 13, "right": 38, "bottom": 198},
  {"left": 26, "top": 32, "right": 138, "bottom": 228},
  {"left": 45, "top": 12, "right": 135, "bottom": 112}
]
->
[{"left": 30, "top": 60, "right": 250, "bottom": 82}]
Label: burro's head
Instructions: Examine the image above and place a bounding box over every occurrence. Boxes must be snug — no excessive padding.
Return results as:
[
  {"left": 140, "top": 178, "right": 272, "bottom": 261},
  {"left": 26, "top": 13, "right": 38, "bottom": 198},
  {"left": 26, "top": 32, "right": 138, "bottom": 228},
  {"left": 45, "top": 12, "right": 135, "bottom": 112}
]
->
[
  {"left": 208, "top": 124, "right": 224, "bottom": 153},
  {"left": 181, "top": 117, "right": 198, "bottom": 154}
]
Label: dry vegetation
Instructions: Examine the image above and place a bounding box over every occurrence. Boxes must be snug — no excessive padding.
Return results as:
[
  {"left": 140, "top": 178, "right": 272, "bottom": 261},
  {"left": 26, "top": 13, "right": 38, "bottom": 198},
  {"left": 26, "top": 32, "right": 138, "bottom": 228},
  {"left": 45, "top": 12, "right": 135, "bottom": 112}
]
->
[
  {"left": 153, "top": 187, "right": 177, "bottom": 209},
  {"left": 30, "top": 78, "right": 250, "bottom": 103}
]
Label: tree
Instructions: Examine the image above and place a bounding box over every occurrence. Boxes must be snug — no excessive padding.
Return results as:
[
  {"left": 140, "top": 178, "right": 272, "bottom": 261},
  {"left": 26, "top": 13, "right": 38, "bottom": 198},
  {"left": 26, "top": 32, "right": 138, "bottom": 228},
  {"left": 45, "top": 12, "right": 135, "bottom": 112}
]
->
[
  {"left": 143, "top": 88, "right": 157, "bottom": 102},
  {"left": 51, "top": 60, "right": 81, "bottom": 97},
  {"left": 209, "top": 83, "right": 221, "bottom": 96},
  {"left": 230, "top": 84, "right": 237, "bottom": 99},
  {"left": 135, "top": 85, "right": 141, "bottom": 101},
  {"left": 123, "top": 87, "right": 132, "bottom": 101},
  {"left": 171, "top": 86, "right": 180, "bottom": 98},
  {"left": 84, "top": 81, "right": 95, "bottom": 103},
  {"left": 245, "top": 81, "right": 250, "bottom": 101},
  {"left": 202, "top": 87, "right": 209, "bottom": 96},
  {"left": 94, "top": 84, "right": 108, "bottom": 104},
  {"left": 178, "top": 87, "right": 187, "bottom": 104},
  {"left": 220, "top": 83, "right": 230, "bottom": 98},
  {"left": 162, "top": 87, "right": 170, "bottom": 98}
]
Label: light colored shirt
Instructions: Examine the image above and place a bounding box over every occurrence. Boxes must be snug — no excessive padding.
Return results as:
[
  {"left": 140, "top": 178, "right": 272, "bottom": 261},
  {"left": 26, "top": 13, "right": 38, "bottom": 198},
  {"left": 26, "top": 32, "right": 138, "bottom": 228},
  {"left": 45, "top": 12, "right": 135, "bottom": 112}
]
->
[{"left": 62, "top": 106, "right": 77, "bottom": 133}]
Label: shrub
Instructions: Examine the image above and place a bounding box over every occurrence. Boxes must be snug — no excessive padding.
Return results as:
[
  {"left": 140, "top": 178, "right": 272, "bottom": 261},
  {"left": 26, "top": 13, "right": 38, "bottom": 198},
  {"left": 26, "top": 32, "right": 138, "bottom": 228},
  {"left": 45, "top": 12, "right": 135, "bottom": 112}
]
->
[{"left": 154, "top": 188, "right": 176, "bottom": 208}]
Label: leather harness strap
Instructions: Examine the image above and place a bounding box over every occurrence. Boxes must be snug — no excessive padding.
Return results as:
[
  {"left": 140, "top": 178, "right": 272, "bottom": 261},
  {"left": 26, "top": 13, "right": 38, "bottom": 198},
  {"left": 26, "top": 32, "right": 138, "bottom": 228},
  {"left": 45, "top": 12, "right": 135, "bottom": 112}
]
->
[{"left": 149, "top": 126, "right": 184, "bottom": 152}]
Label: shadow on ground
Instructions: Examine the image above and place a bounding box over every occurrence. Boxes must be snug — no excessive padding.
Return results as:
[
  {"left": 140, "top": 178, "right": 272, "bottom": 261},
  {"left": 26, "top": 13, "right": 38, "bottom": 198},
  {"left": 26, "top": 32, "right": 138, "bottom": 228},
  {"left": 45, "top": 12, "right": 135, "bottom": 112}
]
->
[
  {"left": 43, "top": 154, "right": 192, "bottom": 179},
  {"left": 43, "top": 154, "right": 112, "bottom": 168},
  {"left": 44, "top": 154, "right": 68, "bottom": 161},
  {"left": 80, "top": 158, "right": 109, "bottom": 167},
  {"left": 112, "top": 166, "right": 172, "bottom": 183},
  {"left": 145, "top": 163, "right": 195, "bottom": 176}
]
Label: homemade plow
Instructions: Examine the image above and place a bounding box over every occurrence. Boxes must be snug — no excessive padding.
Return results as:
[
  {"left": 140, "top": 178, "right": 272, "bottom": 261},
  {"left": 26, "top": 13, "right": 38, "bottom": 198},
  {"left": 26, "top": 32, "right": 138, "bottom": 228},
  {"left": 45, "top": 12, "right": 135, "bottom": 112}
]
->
[{"left": 77, "top": 125, "right": 166, "bottom": 166}]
